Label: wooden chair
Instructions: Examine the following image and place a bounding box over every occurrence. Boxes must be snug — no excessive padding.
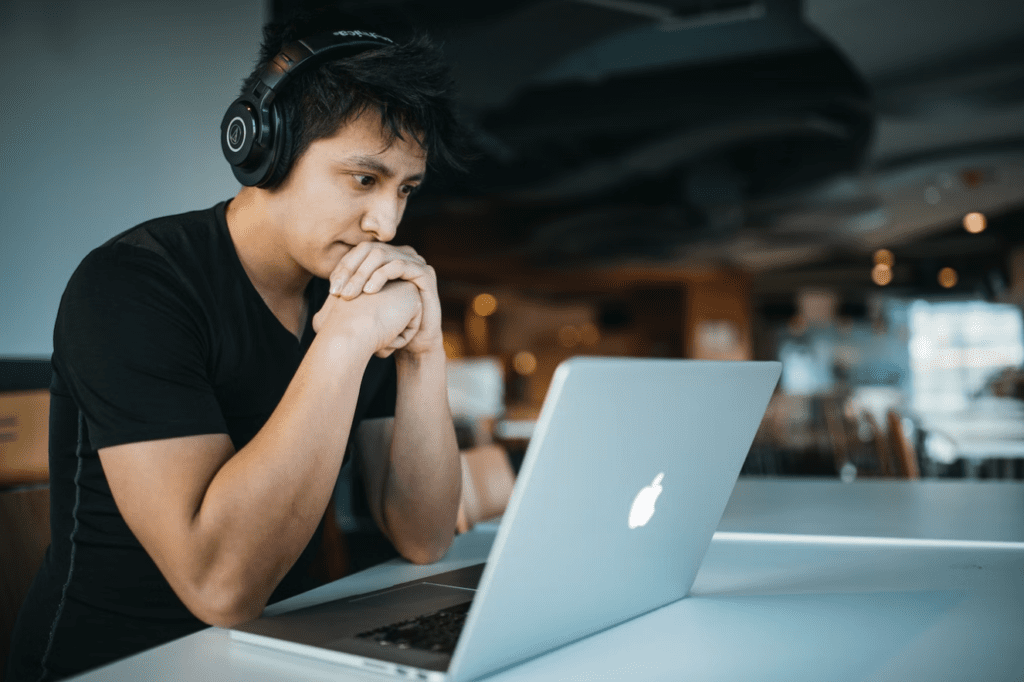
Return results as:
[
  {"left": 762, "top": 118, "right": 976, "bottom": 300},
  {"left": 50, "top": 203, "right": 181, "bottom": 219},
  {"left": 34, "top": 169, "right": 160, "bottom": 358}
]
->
[
  {"left": 860, "top": 410, "right": 921, "bottom": 479},
  {"left": 0, "top": 390, "right": 50, "bottom": 488},
  {"left": 886, "top": 409, "right": 920, "bottom": 479},
  {"left": 1, "top": 485, "right": 51, "bottom": 681},
  {"left": 456, "top": 444, "right": 516, "bottom": 534},
  {"left": 1, "top": 388, "right": 53, "bottom": 679}
]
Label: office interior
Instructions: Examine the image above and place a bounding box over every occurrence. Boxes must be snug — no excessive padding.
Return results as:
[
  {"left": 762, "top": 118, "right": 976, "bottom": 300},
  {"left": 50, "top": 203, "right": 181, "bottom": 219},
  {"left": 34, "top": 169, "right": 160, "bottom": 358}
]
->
[{"left": 2, "top": 0, "right": 1024, "bottom": 679}]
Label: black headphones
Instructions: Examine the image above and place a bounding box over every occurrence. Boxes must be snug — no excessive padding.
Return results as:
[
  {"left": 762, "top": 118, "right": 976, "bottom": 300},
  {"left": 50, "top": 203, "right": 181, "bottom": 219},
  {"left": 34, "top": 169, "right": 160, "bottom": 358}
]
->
[{"left": 221, "top": 29, "right": 395, "bottom": 187}]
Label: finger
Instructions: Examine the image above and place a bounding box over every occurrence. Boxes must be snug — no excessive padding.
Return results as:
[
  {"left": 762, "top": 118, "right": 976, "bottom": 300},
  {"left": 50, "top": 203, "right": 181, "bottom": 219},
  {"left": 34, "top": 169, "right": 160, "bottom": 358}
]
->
[
  {"left": 362, "top": 260, "right": 426, "bottom": 294},
  {"left": 338, "top": 249, "right": 388, "bottom": 299},
  {"left": 396, "top": 245, "right": 426, "bottom": 263},
  {"left": 330, "top": 243, "right": 426, "bottom": 295},
  {"left": 329, "top": 242, "right": 374, "bottom": 296},
  {"left": 395, "top": 307, "right": 423, "bottom": 348},
  {"left": 387, "top": 309, "right": 421, "bottom": 351},
  {"left": 375, "top": 330, "right": 410, "bottom": 358},
  {"left": 409, "top": 302, "right": 423, "bottom": 334}
]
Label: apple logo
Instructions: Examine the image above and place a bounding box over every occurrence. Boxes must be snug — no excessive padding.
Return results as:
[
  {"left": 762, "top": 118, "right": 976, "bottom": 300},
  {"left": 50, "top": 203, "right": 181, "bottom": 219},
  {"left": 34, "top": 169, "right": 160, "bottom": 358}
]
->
[{"left": 628, "top": 473, "right": 664, "bottom": 529}]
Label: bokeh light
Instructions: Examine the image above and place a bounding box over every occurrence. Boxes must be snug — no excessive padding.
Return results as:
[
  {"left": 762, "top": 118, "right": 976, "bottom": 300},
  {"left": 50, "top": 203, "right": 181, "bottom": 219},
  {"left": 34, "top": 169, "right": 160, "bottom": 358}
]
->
[
  {"left": 873, "top": 249, "right": 894, "bottom": 267},
  {"left": 938, "top": 267, "right": 958, "bottom": 288},
  {"left": 513, "top": 351, "right": 537, "bottom": 375},
  {"left": 442, "top": 336, "right": 463, "bottom": 359},
  {"left": 465, "top": 315, "right": 488, "bottom": 354},
  {"left": 872, "top": 263, "right": 893, "bottom": 286},
  {"left": 962, "top": 212, "right": 986, "bottom": 234},
  {"left": 472, "top": 293, "right": 498, "bottom": 317}
]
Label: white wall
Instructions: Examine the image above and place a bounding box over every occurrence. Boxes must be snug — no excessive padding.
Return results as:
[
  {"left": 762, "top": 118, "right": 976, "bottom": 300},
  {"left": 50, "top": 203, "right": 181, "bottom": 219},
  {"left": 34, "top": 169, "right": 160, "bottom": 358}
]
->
[{"left": 0, "top": 0, "right": 266, "bottom": 356}]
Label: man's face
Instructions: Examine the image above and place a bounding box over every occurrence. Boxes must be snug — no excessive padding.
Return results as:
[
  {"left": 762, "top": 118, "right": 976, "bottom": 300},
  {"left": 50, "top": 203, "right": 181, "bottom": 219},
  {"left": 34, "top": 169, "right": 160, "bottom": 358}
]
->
[{"left": 266, "top": 112, "right": 427, "bottom": 281}]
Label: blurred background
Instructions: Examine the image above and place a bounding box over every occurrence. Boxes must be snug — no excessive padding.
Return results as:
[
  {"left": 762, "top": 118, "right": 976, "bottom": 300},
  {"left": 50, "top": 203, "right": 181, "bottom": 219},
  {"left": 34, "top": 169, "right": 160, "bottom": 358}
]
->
[{"left": 3, "top": 0, "right": 1024, "bottom": 483}]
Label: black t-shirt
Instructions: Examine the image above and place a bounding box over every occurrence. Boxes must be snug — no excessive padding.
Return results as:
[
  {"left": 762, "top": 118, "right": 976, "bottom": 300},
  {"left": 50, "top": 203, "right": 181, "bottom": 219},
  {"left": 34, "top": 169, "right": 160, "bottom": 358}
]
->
[{"left": 8, "top": 201, "right": 397, "bottom": 681}]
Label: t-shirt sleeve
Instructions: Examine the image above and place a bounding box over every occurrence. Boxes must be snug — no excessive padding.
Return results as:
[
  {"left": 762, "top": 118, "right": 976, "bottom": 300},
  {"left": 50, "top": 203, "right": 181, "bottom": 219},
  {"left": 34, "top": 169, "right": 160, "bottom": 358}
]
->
[{"left": 53, "top": 244, "right": 227, "bottom": 449}]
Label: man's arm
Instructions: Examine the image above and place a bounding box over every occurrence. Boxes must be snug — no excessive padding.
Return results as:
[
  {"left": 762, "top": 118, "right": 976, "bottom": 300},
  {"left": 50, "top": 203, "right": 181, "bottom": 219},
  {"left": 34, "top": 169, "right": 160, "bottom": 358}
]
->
[
  {"left": 355, "top": 349, "right": 461, "bottom": 565},
  {"left": 332, "top": 243, "right": 461, "bottom": 564},
  {"left": 99, "top": 281, "right": 421, "bottom": 627}
]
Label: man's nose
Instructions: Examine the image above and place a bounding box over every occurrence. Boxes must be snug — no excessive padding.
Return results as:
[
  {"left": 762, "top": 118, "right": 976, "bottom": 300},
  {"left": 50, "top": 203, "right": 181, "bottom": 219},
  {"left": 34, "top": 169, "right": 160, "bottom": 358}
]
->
[{"left": 362, "top": 196, "right": 402, "bottom": 242}]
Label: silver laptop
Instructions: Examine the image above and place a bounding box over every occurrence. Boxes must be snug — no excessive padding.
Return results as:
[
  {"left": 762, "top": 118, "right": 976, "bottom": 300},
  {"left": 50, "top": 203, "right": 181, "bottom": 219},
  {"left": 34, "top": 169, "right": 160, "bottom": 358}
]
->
[{"left": 231, "top": 357, "right": 781, "bottom": 681}]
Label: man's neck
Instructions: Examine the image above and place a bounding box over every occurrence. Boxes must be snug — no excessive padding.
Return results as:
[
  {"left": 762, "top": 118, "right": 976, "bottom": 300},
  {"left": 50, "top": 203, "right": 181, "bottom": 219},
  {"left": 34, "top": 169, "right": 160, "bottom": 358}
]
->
[
  {"left": 226, "top": 187, "right": 311, "bottom": 301},
  {"left": 226, "top": 188, "right": 312, "bottom": 340}
]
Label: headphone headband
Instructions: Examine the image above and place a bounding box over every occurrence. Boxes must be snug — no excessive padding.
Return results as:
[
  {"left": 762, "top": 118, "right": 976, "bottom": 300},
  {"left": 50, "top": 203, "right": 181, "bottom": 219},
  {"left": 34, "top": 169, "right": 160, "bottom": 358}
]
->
[
  {"left": 222, "top": 30, "right": 394, "bottom": 187},
  {"left": 252, "top": 31, "right": 394, "bottom": 106}
]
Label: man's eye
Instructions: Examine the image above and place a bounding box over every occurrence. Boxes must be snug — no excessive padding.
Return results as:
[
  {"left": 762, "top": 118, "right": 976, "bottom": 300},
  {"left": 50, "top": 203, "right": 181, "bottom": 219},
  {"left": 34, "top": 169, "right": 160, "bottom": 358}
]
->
[
  {"left": 354, "top": 175, "right": 375, "bottom": 187},
  {"left": 401, "top": 184, "right": 420, "bottom": 197}
]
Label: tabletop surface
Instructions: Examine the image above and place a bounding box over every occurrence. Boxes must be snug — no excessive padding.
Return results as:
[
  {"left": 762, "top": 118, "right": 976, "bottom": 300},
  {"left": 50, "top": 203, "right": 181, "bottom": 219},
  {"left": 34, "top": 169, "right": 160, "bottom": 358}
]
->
[
  {"left": 718, "top": 477, "right": 1024, "bottom": 544},
  {"left": 71, "top": 478, "right": 1024, "bottom": 682}
]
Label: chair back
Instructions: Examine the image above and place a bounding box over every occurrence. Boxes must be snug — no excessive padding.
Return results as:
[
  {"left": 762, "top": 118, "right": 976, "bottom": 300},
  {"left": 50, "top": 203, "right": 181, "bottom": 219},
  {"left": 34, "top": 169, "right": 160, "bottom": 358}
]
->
[
  {"left": 0, "top": 390, "right": 50, "bottom": 488},
  {"left": 886, "top": 409, "right": 921, "bottom": 479}
]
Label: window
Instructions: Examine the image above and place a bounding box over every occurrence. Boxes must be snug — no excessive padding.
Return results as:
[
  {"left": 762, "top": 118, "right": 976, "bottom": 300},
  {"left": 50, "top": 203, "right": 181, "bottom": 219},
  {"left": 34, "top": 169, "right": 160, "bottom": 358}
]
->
[{"left": 908, "top": 300, "right": 1024, "bottom": 413}]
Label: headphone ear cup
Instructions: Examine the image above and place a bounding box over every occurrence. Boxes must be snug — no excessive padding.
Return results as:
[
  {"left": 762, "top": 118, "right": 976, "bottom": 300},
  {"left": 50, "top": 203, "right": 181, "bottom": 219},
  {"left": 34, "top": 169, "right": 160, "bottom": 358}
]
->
[
  {"left": 221, "top": 100, "right": 260, "bottom": 171},
  {"left": 221, "top": 97, "right": 280, "bottom": 187},
  {"left": 261, "top": 102, "right": 295, "bottom": 189}
]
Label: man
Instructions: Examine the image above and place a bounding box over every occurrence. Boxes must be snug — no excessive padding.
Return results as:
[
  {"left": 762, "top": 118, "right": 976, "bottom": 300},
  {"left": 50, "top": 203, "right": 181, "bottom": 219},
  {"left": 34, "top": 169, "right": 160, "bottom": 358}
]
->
[{"left": 8, "top": 12, "right": 468, "bottom": 681}]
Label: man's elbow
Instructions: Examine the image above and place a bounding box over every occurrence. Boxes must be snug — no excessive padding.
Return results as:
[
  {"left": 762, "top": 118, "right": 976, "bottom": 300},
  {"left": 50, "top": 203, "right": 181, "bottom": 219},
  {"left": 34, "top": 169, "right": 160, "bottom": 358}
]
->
[
  {"left": 181, "top": 578, "right": 267, "bottom": 627},
  {"left": 194, "top": 601, "right": 264, "bottom": 628},
  {"left": 395, "top": 530, "right": 455, "bottom": 566},
  {"left": 400, "top": 544, "right": 449, "bottom": 566}
]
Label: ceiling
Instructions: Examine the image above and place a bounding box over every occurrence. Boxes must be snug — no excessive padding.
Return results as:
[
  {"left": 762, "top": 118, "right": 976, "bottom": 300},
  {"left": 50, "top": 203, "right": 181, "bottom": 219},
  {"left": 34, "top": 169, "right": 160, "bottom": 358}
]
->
[{"left": 279, "top": 0, "right": 1024, "bottom": 300}]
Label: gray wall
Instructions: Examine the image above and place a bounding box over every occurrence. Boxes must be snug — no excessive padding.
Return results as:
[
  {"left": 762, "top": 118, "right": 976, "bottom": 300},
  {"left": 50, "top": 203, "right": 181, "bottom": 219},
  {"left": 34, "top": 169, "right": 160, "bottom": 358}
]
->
[{"left": 0, "top": 1, "right": 266, "bottom": 357}]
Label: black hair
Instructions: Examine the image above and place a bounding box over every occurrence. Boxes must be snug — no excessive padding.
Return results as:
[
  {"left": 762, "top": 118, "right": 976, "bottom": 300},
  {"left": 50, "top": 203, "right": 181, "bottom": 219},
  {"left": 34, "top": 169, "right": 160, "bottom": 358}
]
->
[{"left": 241, "top": 10, "right": 471, "bottom": 188}]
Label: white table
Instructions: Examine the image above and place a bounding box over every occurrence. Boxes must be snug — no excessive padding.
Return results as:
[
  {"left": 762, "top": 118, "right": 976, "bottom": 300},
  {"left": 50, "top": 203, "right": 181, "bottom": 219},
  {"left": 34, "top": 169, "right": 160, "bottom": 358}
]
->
[
  {"left": 72, "top": 480, "right": 1024, "bottom": 682},
  {"left": 719, "top": 477, "right": 1024, "bottom": 545}
]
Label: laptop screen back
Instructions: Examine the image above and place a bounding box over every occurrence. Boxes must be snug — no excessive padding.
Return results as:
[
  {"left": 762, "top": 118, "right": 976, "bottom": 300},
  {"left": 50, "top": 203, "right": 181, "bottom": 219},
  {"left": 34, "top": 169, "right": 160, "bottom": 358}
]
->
[{"left": 449, "top": 357, "right": 780, "bottom": 681}]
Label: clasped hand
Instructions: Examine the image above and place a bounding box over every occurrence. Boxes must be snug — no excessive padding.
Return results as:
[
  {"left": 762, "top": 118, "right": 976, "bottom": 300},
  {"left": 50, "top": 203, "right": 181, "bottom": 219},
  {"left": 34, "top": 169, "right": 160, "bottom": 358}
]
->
[{"left": 312, "top": 242, "right": 442, "bottom": 358}]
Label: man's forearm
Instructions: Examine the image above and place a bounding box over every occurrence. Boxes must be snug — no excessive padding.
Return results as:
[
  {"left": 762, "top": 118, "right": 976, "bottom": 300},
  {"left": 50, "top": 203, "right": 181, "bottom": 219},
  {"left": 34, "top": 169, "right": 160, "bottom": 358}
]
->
[
  {"left": 384, "top": 348, "right": 461, "bottom": 564},
  {"left": 188, "top": 332, "right": 374, "bottom": 622}
]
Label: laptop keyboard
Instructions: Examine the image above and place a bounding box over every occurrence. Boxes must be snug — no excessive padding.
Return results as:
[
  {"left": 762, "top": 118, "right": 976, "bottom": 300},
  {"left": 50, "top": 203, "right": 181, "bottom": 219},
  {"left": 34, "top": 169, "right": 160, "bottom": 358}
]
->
[{"left": 355, "top": 600, "right": 472, "bottom": 655}]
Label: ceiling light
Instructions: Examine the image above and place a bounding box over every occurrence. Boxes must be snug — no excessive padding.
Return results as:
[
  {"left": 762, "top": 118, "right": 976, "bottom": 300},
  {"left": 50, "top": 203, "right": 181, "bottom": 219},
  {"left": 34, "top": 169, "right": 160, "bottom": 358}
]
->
[
  {"left": 872, "top": 263, "right": 892, "bottom": 286},
  {"left": 938, "top": 267, "right": 958, "bottom": 288},
  {"left": 873, "top": 249, "right": 894, "bottom": 267}
]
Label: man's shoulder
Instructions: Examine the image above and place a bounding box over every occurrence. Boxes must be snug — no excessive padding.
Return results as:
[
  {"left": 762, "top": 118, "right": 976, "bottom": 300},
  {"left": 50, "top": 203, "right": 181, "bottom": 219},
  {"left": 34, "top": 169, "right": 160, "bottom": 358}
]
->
[
  {"left": 100, "top": 202, "right": 227, "bottom": 257},
  {"left": 65, "top": 202, "right": 231, "bottom": 311},
  {"left": 74, "top": 202, "right": 228, "bottom": 279}
]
